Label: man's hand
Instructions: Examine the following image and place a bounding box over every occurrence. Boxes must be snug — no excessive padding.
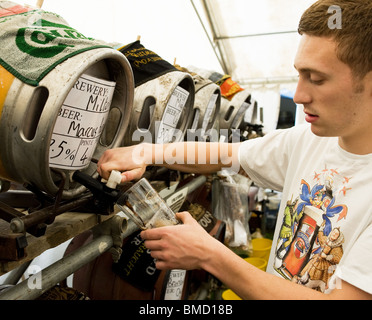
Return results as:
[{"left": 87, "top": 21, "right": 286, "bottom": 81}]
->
[
  {"left": 97, "top": 144, "right": 148, "bottom": 182},
  {"left": 140, "top": 211, "right": 215, "bottom": 270}
]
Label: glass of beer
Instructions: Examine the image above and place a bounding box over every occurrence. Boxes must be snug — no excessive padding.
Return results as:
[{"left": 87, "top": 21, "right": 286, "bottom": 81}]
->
[{"left": 116, "top": 178, "right": 179, "bottom": 230}]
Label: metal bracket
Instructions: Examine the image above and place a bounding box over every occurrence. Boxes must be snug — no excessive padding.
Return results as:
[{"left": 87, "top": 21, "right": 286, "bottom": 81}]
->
[{"left": 92, "top": 215, "right": 127, "bottom": 263}]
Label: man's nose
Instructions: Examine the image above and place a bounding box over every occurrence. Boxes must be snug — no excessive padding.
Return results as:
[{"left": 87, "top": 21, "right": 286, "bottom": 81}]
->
[{"left": 293, "top": 79, "right": 312, "bottom": 105}]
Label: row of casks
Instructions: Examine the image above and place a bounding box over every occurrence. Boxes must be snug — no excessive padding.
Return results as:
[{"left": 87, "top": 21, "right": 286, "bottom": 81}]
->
[{"left": 0, "top": 6, "right": 257, "bottom": 199}]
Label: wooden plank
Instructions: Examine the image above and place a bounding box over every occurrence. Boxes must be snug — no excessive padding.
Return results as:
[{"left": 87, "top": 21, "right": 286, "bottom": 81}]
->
[{"left": 0, "top": 211, "right": 115, "bottom": 275}]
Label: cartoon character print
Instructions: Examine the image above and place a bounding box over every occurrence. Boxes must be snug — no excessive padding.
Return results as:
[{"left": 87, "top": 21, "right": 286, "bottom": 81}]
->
[
  {"left": 274, "top": 167, "right": 349, "bottom": 292},
  {"left": 296, "top": 225, "right": 344, "bottom": 292}
]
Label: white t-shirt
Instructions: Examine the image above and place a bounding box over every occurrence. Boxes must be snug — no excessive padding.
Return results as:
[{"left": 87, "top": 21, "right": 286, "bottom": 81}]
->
[{"left": 239, "top": 124, "right": 372, "bottom": 294}]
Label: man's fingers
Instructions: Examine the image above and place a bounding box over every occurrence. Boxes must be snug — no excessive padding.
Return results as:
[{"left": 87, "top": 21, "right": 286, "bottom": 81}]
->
[
  {"left": 153, "top": 260, "right": 167, "bottom": 270},
  {"left": 176, "top": 211, "right": 198, "bottom": 225},
  {"left": 140, "top": 228, "right": 163, "bottom": 241},
  {"left": 97, "top": 161, "right": 120, "bottom": 180},
  {"left": 122, "top": 167, "right": 146, "bottom": 182},
  {"left": 97, "top": 164, "right": 145, "bottom": 183},
  {"left": 142, "top": 239, "right": 163, "bottom": 251}
]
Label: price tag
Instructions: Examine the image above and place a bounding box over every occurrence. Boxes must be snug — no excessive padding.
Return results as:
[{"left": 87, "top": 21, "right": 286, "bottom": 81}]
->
[
  {"left": 156, "top": 86, "right": 189, "bottom": 144},
  {"left": 201, "top": 93, "right": 218, "bottom": 131},
  {"left": 49, "top": 74, "right": 116, "bottom": 170},
  {"left": 166, "top": 187, "right": 188, "bottom": 213},
  {"left": 164, "top": 269, "right": 186, "bottom": 300}
]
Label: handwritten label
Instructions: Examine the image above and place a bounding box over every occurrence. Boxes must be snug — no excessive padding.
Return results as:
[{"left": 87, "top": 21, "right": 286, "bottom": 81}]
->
[
  {"left": 156, "top": 86, "right": 189, "bottom": 144},
  {"left": 49, "top": 74, "right": 116, "bottom": 170},
  {"left": 164, "top": 269, "right": 186, "bottom": 300},
  {"left": 201, "top": 93, "right": 218, "bottom": 131}
]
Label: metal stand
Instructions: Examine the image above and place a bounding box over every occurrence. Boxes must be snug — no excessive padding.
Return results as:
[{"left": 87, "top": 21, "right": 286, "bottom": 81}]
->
[{"left": 0, "top": 174, "right": 207, "bottom": 300}]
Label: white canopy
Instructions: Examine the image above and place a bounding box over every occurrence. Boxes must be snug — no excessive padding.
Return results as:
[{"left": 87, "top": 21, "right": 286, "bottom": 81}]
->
[
  {"left": 191, "top": 0, "right": 316, "bottom": 85},
  {"left": 34, "top": 0, "right": 317, "bottom": 131}
]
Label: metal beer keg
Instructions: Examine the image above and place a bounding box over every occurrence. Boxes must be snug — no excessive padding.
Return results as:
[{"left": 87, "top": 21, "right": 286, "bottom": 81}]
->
[
  {"left": 219, "top": 90, "right": 252, "bottom": 141},
  {"left": 0, "top": 48, "right": 134, "bottom": 199},
  {"left": 187, "top": 76, "right": 221, "bottom": 142},
  {"left": 124, "top": 71, "right": 195, "bottom": 146}
]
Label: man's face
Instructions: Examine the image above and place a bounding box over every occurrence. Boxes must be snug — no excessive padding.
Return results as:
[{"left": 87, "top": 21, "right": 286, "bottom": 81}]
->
[{"left": 293, "top": 35, "right": 372, "bottom": 154}]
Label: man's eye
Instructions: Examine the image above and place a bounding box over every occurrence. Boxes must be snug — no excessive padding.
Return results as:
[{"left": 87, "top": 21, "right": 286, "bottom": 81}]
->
[{"left": 309, "top": 77, "right": 324, "bottom": 85}]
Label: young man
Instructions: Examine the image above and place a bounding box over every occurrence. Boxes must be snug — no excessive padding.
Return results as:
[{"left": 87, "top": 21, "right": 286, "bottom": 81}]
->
[{"left": 97, "top": 0, "right": 372, "bottom": 299}]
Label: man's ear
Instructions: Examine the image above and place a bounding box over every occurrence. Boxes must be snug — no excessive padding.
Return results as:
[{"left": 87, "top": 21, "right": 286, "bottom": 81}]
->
[{"left": 361, "top": 71, "right": 372, "bottom": 96}]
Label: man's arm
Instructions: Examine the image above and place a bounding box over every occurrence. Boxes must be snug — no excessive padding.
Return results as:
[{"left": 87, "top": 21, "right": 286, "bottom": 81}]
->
[
  {"left": 97, "top": 142, "right": 242, "bottom": 182},
  {"left": 141, "top": 212, "right": 372, "bottom": 300}
]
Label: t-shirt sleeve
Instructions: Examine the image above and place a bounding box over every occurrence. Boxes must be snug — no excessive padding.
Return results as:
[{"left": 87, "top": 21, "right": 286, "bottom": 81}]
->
[
  {"left": 335, "top": 223, "right": 372, "bottom": 294},
  {"left": 238, "top": 126, "right": 305, "bottom": 191}
]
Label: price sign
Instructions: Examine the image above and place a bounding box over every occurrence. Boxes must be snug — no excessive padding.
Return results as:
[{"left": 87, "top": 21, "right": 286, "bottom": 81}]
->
[
  {"left": 163, "top": 269, "right": 186, "bottom": 300},
  {"left": 156, "top": 86, "right": 189, "bottom": 144},
  {"left": 201, "top": 93, "right": 218, "bottom": 131},
  {"left": 49, "top": 74, "right": 116, "bottom": 170}
]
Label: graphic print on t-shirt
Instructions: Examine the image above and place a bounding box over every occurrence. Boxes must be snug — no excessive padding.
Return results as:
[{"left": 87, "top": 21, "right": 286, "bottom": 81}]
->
[{"left": 273, "top": 166, "right": 349, "bottom": 293}]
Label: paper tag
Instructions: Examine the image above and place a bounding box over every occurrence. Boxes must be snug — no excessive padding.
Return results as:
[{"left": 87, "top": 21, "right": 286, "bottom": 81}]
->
[
  {"left": 166, "top": 187, "right": 188, "bottom": 213},
  {"left": 156, "top": 86, "right": 189, "bottom": 144},
  {"left": 49, "top": 74, "right": 116, "bottom": 170},
  {"left": 201, "top": 93, "right": 218, "bottom": 131},
  {"left": 163, "top": 269, "right": 186, "bottom": 300}
]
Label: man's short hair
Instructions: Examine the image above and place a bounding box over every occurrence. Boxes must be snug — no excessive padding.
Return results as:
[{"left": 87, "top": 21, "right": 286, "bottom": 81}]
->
[{"left": 298, "top": 0, "right": 372, "bottom": 79}]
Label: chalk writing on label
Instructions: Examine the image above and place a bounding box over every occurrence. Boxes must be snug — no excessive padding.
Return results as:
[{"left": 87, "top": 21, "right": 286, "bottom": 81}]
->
[
  {"left": 49, "top": 74, "right": 116, "bottom": 170},
  {"left": 156, "top": 86, "right": 189, "bottom": 144}
]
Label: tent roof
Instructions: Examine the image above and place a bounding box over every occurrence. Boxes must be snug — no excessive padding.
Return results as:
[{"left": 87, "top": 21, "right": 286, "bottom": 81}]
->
[
  {"left": 191, "top": 0, "right": 316, "bottom": 85},
  {"left": 39, "top": 0, "right": 316, "bottom": 86}
]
